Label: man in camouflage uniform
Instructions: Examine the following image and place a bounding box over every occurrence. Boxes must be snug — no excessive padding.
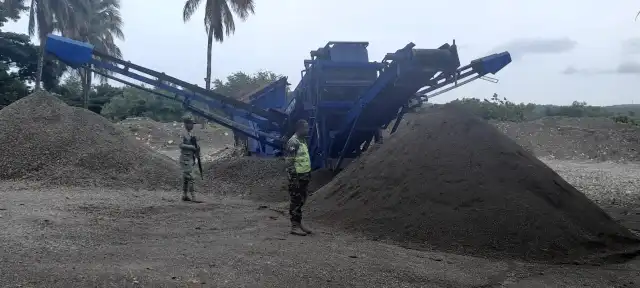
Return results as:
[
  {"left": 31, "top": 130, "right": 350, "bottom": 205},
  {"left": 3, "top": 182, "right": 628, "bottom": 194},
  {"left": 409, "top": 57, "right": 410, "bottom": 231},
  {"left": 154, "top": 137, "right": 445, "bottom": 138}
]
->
[
  {"left": 179, "top": 114, "right": 199, "bottom": 201},
  {"left": 285, "top": 119, "right": 313, "bottom": 236}
]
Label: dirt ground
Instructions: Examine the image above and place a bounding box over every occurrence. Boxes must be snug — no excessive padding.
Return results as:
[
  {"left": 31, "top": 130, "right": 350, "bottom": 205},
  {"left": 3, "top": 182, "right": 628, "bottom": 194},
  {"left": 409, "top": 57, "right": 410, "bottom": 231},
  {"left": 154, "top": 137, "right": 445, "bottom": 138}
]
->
[
  {"left": 2, "top": 113, "right": 640, "bottom": 287},
  {"left": 1, "top": 158, "right": 639, "bottom": 287}
]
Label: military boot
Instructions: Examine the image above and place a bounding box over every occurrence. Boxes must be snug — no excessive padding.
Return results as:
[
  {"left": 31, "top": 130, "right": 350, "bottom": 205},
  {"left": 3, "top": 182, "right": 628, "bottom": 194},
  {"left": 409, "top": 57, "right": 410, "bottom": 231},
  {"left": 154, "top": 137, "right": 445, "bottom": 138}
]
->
[
  {"left": 189, "top": 184, "right": 196, "bottom": 202},
  {"left": 182, "top": 180, "right": 191, "bottom": 201},
  {"left": 290, "top": 222, "right": 307, "bottom": 236},
  {"left": 299, "top": 221, "right": 313, "bottom": 234}
]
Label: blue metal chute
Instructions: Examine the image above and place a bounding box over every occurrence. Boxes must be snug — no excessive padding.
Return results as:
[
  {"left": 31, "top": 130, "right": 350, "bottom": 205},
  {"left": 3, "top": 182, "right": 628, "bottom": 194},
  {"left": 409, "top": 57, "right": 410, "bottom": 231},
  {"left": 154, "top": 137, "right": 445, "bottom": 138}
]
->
[
  {"left": 44, "top": 34, "right": 287, "bottom": 148},
  {"left": 45, "top": 35, "right": 94, "bottom": 67},
  {"left": 415, "top": 51, "right": 512, "bottom": 99}
]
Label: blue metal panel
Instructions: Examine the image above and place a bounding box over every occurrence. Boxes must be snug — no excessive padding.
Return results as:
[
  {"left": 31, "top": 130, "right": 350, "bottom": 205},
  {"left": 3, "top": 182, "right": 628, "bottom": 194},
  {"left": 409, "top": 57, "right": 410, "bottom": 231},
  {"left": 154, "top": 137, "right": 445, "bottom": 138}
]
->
[
  {"left": 241, "top": 78, "right": 289, "bottom": 156},
  {"left": 472, "top": 52, "right": 512, "bottom": 75},
  {"left": 335, "top": 59, "right": 400, "bottom": 133},
  {"left": 246, "top": 77, "right": 289, "bottom": 109},
  {"left": 327, "top": 43, "right": 369, "bottom": 62},
  {"left": 45, "top": 34, "right": 93, "bottom": 67}
]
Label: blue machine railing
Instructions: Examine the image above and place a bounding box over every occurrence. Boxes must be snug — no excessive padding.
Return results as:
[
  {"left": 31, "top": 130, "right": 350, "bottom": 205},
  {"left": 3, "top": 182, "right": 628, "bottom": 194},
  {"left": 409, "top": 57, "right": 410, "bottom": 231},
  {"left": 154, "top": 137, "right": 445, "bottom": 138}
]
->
[
  {"left": 44, "top": 34, "right": 512, "bottom": 171},
  {"left": 45, "top": 34, "right": 286, "bottom": 148}
]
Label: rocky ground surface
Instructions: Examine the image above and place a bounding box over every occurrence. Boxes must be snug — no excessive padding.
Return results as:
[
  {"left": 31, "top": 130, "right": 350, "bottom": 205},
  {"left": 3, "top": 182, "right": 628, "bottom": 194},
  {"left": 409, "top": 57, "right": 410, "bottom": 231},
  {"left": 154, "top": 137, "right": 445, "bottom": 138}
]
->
[
  {"left": 117, "top": 117, "right": 235, "bottom": 151},
  {"left": 493, "top": 117, "right": 640, "bottom": 162},
  {"left": 1, "top": 158, "right": 639, "bottom": 287}
]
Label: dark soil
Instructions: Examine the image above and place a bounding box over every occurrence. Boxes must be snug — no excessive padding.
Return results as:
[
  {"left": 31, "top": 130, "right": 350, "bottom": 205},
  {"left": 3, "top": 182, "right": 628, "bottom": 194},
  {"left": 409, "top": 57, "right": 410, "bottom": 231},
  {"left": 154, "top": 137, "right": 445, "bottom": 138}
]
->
[
  {"left": 308, "top": 104, "right": 640, "bottom": 263},
  {"left": 0, "top": 92, "right": 181, "bottom": 190},
  {"left": 205, "top": 157, "right": 334, "bottom": 202}
]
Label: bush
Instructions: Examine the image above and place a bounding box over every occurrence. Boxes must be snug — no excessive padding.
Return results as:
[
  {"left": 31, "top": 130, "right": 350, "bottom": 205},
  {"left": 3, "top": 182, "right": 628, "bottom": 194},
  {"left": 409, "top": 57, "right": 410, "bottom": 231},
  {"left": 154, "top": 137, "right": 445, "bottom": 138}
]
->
[{"left": 446, "top": 95, "right": 621, "bottom": 123}]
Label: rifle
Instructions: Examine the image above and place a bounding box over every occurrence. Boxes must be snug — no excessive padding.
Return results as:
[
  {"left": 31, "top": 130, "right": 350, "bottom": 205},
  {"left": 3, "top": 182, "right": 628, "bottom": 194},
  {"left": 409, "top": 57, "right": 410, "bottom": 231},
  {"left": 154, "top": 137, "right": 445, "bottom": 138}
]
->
[{"left": 190, "top": 136, "right": 204, "bottom": 179}]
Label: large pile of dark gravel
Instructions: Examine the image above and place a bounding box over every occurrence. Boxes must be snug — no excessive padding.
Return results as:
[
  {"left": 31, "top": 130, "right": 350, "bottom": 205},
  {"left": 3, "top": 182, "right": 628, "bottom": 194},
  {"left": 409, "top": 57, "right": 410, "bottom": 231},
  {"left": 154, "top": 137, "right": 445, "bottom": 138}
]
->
[
  {"left": 205, "top": 157, "right": 334, "bottom": 202},
  {"left": 0, "top": 92, "right": 181, "bottom": 190},
  {"left": 308, "top": 105, "right": 640, "bottom": 263}
]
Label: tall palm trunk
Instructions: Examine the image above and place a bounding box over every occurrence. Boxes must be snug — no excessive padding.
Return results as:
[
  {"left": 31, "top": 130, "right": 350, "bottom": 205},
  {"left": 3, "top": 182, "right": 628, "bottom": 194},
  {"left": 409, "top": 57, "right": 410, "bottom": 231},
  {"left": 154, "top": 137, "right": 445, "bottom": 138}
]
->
[
  {"left": 205, "top": 24, "right": 213, "bottom": 90},
  {"left": 35, "top": 38, "right": 46, "bottom": 91},
  {"left": 200, "top": 24, "right": 214, "bottom": 129},
  {"left": 82, "top": 68, "right": 92, "bottom": 109}
]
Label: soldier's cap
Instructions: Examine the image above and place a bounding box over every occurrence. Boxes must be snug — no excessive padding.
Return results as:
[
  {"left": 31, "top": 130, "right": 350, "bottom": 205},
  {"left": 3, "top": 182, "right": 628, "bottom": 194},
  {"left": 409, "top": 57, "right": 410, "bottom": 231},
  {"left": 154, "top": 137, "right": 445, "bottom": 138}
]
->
[{"left": 182, "top": 114, "right": 195, "bottom": 123}]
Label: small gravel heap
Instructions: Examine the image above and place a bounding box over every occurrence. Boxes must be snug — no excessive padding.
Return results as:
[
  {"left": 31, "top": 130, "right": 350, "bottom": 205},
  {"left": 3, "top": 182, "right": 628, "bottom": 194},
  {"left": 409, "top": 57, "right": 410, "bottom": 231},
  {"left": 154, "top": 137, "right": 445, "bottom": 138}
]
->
[
  {"left": 0, "top": 92, "right": 180, "bottom": 190},
  {"left": 205, "top": 157, "right": 333, "bottom": 202},
  {"left": 309, "top": 105, "right": 640, "bottom": 263}
]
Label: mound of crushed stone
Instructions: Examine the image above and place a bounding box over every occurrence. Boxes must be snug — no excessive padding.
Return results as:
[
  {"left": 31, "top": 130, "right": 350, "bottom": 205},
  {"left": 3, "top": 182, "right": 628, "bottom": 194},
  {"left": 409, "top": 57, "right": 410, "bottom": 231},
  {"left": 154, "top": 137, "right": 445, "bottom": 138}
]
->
[
  {"left": 309, "top": 105, "right": 640, "bottom": 263},
  {"left": 205, "top": 157, "right": 333, "bottom": 202},
  {"left": 0, "top": 92, "right": 181, "bottom": 190},
  {"left": 493, "top": 118, "right": 640, "bottom": 162}
]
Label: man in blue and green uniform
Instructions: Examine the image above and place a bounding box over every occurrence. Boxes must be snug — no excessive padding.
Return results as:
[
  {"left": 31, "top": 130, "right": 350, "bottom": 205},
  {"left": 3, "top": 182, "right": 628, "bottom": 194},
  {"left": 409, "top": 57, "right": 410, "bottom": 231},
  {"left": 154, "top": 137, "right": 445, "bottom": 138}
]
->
[{"left": 284, "top": 119, "right": 313, "bottom": 236}]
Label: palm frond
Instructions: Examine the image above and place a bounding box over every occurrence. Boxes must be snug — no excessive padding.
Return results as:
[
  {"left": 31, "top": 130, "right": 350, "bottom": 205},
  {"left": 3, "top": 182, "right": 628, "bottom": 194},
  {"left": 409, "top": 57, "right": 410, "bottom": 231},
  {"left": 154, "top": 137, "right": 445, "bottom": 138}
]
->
[
  {"left": 228, "top": 0, "right": 254, "bottom": 21},
  {"left": 183, "top": 0, "right": 202, "bottom": 22},
  {"left": 190, "top": 0, "right": 255, "bottom": 40}
]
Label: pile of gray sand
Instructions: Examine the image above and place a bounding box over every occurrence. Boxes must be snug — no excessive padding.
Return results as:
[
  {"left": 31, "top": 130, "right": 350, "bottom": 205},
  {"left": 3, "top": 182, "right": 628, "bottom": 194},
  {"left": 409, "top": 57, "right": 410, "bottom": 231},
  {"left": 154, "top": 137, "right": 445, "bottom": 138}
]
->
[
  {"left": 308, "top": 104, "right": 640, "bottom": 263},
  {"left": 0, "top": 92, "right": 180, "bottom": 190}
]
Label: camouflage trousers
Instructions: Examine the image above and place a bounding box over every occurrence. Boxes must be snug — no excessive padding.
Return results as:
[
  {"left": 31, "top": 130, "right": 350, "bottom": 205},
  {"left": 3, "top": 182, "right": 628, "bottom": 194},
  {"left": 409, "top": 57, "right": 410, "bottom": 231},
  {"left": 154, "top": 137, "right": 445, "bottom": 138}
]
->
[
  {"left": 288, "top": 172, "right": 311, "bottom": 223},
  {"left": 181, "top": 158, "right": 195, "bottom": 197}
]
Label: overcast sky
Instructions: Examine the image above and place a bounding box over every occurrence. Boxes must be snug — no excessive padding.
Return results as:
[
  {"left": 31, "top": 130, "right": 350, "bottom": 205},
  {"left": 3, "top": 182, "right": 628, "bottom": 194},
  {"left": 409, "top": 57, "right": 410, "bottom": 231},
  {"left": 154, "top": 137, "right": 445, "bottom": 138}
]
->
[{"left": 4, "top": 0, "right": 640, "bottom": 105}]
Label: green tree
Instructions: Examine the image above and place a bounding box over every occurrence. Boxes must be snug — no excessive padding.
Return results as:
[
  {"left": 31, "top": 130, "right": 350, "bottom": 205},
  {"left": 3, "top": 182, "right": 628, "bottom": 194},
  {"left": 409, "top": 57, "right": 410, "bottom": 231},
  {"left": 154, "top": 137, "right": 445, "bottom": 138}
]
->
[
  {"left": 212, "top": 70, "right": 283, "bottom": 99},
  {"left": 52, "top": 74, "right": 83, "bottom": 106},
  {"left": 0, "top": 3, "right": 30, "bottom": 108},
  {"left": 182, "top": 0, "right": 255, "bottom": 90},
  {"left": 212, "top": 70, "right": 284, "bottom": 147},
  {"left": 448, "top": 94, "right": 537, "bottom": 122},
  {"left": 0, "top": 5, "right": 65, "bottom": 107},
  {"left": 101, "top": 86, "right": 185, "bottom": 122},
  {"left": 51, "top": 75, "right": 122, "bottom": 113},
  {"left": 4, "top": 0, "right": 87, "bottom": 91},
  {"left": 62, "top": 0, "right": 124, "bottom": 109},
  {"left": 0, "top": 0, "right": 26, "bottom": 24}
]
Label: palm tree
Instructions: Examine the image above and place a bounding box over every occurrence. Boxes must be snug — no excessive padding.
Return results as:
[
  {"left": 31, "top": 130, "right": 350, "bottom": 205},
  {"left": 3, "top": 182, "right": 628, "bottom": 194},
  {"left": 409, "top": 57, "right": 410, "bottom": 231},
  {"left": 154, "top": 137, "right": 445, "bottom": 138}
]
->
[
  {"left": 0, "top": 0, "right": 26, "bottom": 22},
  {"left": 4, "top": 0, "right": 88, "bottom": 91},
  {"left": 63, "top": 0, "right": 124, "bottom": 109},
  {"left": 182, "top": 0, "right": 255, "bottom": 90}
]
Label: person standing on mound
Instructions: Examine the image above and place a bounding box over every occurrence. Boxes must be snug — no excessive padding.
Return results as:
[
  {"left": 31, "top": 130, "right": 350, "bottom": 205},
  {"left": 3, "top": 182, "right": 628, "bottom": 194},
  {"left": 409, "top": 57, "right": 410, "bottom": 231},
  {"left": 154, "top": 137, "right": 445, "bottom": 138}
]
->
[
  {"left": 179, "top": 114, "right": 198, "bottom": 201},
  {"left": 284, "top": 119, "right": 314, "bottom": 236}
]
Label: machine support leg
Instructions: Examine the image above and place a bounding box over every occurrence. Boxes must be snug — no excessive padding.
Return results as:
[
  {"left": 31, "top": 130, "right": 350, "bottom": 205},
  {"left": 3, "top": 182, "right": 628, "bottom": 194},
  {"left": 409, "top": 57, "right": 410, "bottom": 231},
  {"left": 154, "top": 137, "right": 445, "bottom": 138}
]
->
[
  {"left": 373, "top": 130, "right": 383, "bottom": 144},
  {"left": 334, "top": 114, "right": 361, "bottom": 171},
  {"left": 361, "top": 138, "right": 373, "bottom": 152},
  {"left": 390, "top": 106, "right": 408, "bottom": 134}
]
